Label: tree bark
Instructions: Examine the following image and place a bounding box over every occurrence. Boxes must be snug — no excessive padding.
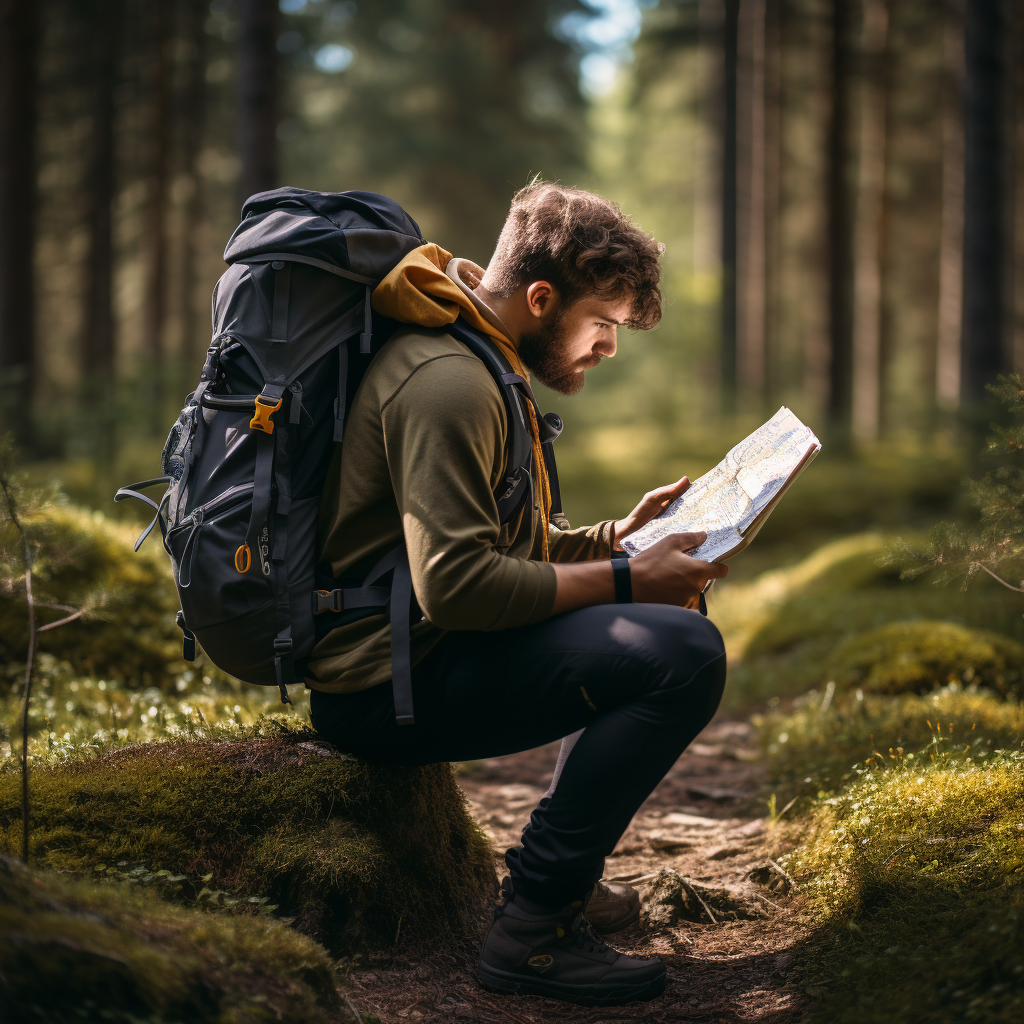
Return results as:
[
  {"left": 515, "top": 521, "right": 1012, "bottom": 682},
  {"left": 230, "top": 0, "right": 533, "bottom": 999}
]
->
[
  {"left": 936, "top": 0, "right": 966, "bottom": 410},
  {"left": 81, "top": 0, "right": 118, "bottom": 391},
  {"left": 237, "top": 0, "right": 278, "bottom": 207},
  {"left": 178, "top": 0, "right": 208, "bottom": 385},
  {"left": 851, "top": 0, "right": 889, "bottom": 442},
  {"left": 143, "top": 0, "right": 170, "bottom": 429},
  {"left": 827, "top": 0, "right": 854, "bottom": 439},
  {"left": 0, "top": 0, "right": 37, "bottom": 440},
  {"left": 962, "top": 0, "right": 1007, "bottom": 401},
  {"left": 738, "top": 0, "right": 767, "bottom": 412},
  {"left": 721, "top": 0, "right": 740, "bottom": 413},
  {"left": 762, "top": 0, "right": 781, "bottom": 408}
]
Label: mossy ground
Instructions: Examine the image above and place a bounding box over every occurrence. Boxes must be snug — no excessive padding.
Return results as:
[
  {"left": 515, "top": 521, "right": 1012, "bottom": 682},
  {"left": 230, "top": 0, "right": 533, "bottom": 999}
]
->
[
  {"left": 0, "top": 728, "right": 495, "bottom": 955},
  {"left": 776, "top": 752, "right": 1024, "bottom": 1024},
  {"left": 0, "top": 853, "right": 357, "bottom": 1024}
]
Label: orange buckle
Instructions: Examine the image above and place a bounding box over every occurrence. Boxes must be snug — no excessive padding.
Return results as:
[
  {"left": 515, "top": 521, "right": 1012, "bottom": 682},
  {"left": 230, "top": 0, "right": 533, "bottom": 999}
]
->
[
  {"left": 250, "top": 392, "right": 283, "bottom": 434},
  {"left": 313, "top": 589, "right": 331, "bottom": 614}
]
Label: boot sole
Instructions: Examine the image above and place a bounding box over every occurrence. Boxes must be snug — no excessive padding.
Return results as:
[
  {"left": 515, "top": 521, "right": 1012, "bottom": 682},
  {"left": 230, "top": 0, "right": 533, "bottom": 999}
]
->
[{"left": 476, "top": 962, "right": 666, "bottom": 1006}]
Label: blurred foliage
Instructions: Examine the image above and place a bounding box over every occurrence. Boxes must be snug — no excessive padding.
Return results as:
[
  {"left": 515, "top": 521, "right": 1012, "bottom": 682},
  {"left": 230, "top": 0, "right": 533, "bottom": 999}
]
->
[
  {"left": 778, "top": 750, "right": 1024, "bottom": 1024},
  {"left": 0, "top": 853, "right": 356, "bottom": 1024},
  {"left": 896, "top": 375, "right": 1024, "bottom": 594},
  {"left": 0, "top": 488, "right": 185, "bottom": 691},
  {"left": 0, "top": 726, "right": 494, "bottom": 956}
]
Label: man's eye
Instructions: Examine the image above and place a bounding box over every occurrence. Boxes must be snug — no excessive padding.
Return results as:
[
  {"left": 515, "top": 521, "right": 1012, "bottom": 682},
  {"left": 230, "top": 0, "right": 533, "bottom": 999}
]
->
[{"left": 596, "top": 322, "right": 609, "bottom": 329}]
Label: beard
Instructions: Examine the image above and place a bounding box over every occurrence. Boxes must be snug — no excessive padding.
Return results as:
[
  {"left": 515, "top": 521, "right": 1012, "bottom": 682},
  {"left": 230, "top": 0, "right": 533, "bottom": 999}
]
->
[{"left": 517, "top": 310, "right": 594, "bottom": 396}]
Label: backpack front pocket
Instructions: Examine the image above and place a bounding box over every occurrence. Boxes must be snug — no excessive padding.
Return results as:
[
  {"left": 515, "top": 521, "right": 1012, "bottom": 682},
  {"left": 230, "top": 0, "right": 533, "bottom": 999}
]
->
[{"left": 166, "top": 483, "right": 272, "bottom": 629}]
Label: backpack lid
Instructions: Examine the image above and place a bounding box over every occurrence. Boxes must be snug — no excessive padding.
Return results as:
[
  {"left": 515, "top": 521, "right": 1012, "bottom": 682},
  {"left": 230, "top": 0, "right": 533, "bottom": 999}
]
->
[{"left": 224, "top": 188, "right": 425, "bottom": 283}]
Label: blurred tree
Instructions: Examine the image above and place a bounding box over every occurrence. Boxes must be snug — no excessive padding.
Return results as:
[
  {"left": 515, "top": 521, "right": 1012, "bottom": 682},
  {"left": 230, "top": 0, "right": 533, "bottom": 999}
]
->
[
  {"left": 81, "top": 0, "right": 118, "bottom": 395},
  {"left": 0, "top": 0, "right": 37, "bottom": 442},
  {"left": 308, "top": 0, "right": 588, "bottom": 261},
  {"left": 851, "top": 0, "right": 890, "bottom": 442},
  {"left": 176, "top": 0, "right": 209, "bottom": 381},
  {"left": 962, "top": 0, "right": 1008, "bottom": 402},
  {"left": 935, "top": 0, "right": 965, "bottom": 412},
  {"left": 721, "top": 0, "right": 739, "bottom": 412},
  {"left": 237, "top": 0, "right": 279, "bottom": 204},
  {"left": 826, "top": 0, "right": 854, "bottom": 441},
  {"left": 143, "top": 1, "right": 171, "bottom": 429}
]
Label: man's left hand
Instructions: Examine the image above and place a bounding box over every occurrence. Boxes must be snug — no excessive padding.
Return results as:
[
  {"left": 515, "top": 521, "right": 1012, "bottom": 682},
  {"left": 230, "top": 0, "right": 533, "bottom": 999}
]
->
[{"left": 612, "top": 476, "right": 690, "bottom": 551}]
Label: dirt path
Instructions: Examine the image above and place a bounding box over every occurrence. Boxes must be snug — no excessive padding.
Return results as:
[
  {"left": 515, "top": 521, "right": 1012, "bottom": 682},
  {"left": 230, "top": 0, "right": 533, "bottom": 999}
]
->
[{"left": 348, "top": 720, "right": 807, "bottom": 1023}]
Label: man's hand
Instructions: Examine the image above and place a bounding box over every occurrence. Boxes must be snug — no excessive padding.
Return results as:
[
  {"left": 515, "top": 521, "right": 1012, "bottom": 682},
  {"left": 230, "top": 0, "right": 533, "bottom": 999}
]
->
[
  {"left": 628, "top": 531, "right": 728, "bottom": 606},
  {"left": 613, "top": 476, "right": 690, "bottom": 550}
]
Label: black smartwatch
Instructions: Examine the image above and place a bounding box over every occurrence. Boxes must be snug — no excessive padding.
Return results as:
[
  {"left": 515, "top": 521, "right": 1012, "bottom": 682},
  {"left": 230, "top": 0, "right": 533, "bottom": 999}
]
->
[{"left": 611, "top": 552, "right": 632, "bottom": 604}]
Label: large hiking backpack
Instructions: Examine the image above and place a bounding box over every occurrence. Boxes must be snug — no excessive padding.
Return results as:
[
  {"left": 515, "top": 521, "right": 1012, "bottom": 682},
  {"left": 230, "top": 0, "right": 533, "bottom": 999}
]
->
[{"left": 117, "top": 188, "right": 562, "bottom": 724}]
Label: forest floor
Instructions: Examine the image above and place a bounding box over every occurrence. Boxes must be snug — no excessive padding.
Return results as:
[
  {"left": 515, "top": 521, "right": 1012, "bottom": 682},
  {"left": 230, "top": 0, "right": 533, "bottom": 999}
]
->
[{"left": 347, "top": 718, "right": 807, "bottom": 1024}]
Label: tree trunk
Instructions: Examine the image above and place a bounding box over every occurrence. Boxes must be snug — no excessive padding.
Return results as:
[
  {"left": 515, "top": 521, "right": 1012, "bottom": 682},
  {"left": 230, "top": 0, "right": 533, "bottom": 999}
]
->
[
  {"left": 738, "top": 0, "right": 767, "bottom": 412},
  {"left": 720, "top": 0, "right": 740, "bottom": 414},
  {"left": 762, "top": 0, "right": 781, "bottom": 408},
  {"left": 936, "top": 0, "right": 966, "bottom": 411},
  {"left": 827, "top": 0, "right": 854, "bottom": 440},
  {"left": 851, "top": 0, "right": 889, "bottom": 442},
  {"left": 81, "top": 0, "right": 117, "bottom": 392},
  {"left": 962, "top": 0, "right": 1007, "bottom": 401},
  {"left": 143, "top": 0, "right": 169, "bottom": 430},
  {"left": 1009, "top": 0, "right": 1024, "bottom": 377},
  {"left": 0, "top": 0, "right": 37, "bottom": 441},
  {"left": 178, "top": 0, "right": 208, "bottom": 386},
  {"left": 237, "top": 0, "right": 278, "bottom": 207}
]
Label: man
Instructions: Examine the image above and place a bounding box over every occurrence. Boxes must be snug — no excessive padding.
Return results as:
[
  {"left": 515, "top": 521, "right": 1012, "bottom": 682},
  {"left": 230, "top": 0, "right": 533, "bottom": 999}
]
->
[{"left": 306, "top": 182, "right": 728, "bottom": 1006}]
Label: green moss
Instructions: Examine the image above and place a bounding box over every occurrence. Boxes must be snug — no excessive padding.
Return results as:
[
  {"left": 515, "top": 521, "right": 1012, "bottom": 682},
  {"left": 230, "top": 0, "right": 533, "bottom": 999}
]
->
[
  {"left": 760, "top": 685, "right": 1024, "bottom": 795},
  {"left": 0, "top": 730, "right": 495, "bottom": 954},
  {"left": 779, "top": 753, "right": 1024, "bottom": 1024},
  {"left": 0, "top": 853, "right": 356, "bottom": 1024},
  {"left": 830, "top": 620, "right": 1024, "bottom": 698},
  {"left": 1, "top": 501, "right": 184, "bottom": 689}
]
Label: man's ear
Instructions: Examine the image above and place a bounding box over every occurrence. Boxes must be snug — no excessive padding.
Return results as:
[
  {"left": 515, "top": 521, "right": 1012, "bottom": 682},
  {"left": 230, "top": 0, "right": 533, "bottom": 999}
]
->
[{"left": 525, "top": 281, "right": 559, "bottom": 321}]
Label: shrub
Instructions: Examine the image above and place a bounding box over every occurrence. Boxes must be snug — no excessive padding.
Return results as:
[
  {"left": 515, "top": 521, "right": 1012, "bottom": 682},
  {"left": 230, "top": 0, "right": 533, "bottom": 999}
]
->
[
  {"left": 831, "top": 620, "right": 1024, "bottom": 698},
  {"left": 0, "top": 729, "right": 495, "bottom": 955}
]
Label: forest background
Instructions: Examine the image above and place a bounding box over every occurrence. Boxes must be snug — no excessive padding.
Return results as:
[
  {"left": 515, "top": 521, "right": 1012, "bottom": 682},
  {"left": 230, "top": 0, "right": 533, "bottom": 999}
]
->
[
  {"left": 2, "top": 0, "right": 1021, "bottom": 517},
  {"left": 2, "top": 3, "right": 1024, "bottom": 1023}
]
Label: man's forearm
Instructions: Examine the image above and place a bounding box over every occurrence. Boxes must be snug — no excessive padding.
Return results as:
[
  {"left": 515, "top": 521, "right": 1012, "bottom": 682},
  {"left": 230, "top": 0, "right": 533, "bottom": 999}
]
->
[{"left": 550, "top": 560, "right": 615, "bottom": 615}]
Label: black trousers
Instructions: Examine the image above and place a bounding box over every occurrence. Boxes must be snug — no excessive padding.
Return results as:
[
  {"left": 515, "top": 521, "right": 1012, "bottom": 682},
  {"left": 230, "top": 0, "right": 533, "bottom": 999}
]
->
[{"left": 309, "top": 603, "right": 727, "bottom": 908}]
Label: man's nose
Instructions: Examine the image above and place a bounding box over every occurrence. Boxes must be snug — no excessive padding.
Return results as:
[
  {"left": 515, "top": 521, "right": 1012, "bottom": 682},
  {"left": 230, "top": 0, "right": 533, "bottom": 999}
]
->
[{"left": 598, "top": 330, "right": 617, "bottom": 358}]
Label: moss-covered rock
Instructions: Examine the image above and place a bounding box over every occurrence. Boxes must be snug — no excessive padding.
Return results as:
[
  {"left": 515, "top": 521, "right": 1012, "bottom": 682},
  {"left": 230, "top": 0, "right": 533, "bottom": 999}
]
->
[
  {"left": 0, "top": 730, "right": 495, "bottom": 954},
  {"left": 0, "top": 853, "right": 356, "bottom": 1024},
  {"left": 832, "top": 620, "right": 1024, "bottom": 698},
  {"left": 1, "top": 501, "right": 182, "bottom": 689}
]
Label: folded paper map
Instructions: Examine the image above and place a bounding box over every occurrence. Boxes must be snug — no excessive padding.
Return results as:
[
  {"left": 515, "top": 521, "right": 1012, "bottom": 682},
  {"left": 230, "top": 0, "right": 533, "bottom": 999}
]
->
[{"left": 620, "top": 407, "right": 821, "bottom": 562}]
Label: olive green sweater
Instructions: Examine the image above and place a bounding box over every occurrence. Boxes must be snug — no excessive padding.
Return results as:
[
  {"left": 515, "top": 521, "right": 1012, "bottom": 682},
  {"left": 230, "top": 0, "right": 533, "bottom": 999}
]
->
[{"left": 306, "top": 327, "right": 615, "bottom": 693}]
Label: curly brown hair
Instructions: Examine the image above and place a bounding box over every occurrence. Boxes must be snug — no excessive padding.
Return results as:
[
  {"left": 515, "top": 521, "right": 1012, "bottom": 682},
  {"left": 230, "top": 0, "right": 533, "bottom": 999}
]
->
[{"left": 482, "top": 181, "right": 665, "bottom": 331}]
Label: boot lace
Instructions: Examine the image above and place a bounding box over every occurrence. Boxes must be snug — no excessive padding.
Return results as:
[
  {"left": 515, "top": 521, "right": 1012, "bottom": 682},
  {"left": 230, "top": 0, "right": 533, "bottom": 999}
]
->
[{"left": 568, "top": 913, "right": 608, "bottom": 955}]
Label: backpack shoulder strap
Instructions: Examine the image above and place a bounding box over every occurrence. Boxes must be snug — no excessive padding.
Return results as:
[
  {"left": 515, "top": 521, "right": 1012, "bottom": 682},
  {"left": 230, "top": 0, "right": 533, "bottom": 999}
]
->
[{"left": 444, "top": 318, "right": 563, "bottom": 525}]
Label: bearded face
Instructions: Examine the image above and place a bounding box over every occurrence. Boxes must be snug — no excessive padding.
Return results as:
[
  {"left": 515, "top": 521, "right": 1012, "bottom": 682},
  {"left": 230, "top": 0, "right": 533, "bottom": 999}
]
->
[{"left": 517, "top": 308, "right": 593, "bottom": 396}]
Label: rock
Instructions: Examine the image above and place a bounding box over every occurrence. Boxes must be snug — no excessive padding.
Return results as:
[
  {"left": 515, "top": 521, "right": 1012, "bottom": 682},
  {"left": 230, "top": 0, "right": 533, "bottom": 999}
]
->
[
  {"left": 648, "top": 832, "right": 695, "bottom": 852},
  {"left": 659, "top": 811, "right": 723, "bottom": 829},
  {"left": 643, "top": 868, "right": 769, "bottom": 928},
  {"left": 732, "top": 818, "right": 765, "bottom": 837}
]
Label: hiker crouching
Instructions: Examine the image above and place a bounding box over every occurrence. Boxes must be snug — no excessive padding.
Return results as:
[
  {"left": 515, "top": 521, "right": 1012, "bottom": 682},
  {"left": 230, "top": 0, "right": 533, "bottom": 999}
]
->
[{"left": 306, "top": 182, "right": 728, "bottom": 1007}]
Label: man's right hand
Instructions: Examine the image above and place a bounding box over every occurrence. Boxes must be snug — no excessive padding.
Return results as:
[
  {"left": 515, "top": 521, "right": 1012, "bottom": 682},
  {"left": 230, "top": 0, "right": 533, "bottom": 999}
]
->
[{"left": 628, "top": 531, "right": 728, "bottom": 606}]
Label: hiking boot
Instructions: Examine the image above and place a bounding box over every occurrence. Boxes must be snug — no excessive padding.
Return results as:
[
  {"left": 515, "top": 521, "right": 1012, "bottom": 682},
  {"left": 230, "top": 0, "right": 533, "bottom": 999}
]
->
[
  {"left": 476, "top": 879, "right": 666, "bottom": 1006},
  {"left": 586, "top": 880, "right": 640, "bottom": 934}
]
